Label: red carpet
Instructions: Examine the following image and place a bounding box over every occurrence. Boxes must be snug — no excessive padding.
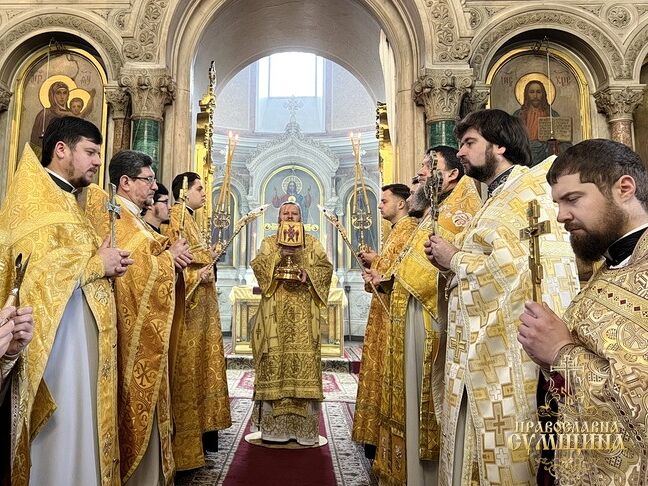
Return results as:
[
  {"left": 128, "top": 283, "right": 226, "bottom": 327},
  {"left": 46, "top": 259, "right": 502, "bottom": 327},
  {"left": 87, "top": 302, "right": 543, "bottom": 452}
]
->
[{"left": 222, "top": 413, "right": 337, "bottom": 486}]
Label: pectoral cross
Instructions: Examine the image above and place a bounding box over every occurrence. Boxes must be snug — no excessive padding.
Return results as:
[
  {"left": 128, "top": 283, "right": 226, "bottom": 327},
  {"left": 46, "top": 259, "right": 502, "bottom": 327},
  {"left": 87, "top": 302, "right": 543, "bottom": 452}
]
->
[
  {"left": 106, "top": 183, "right": 121, "bottom": 248},
  {"left": 520, "top": 200, "right": 551, "bottom": 302}
]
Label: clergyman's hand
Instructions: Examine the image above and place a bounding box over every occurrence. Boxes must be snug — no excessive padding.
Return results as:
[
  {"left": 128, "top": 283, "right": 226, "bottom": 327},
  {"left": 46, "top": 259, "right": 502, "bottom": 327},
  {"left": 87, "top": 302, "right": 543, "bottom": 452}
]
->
[
  {"left": 169, "top": 238, "right": 193, "bottom": 271},
  {"left": 6, "top": 306, "right": 33, "bottom": 356},
  {"left": 358, "top": 250, "right": 377, "bottom": 268},
  {"left": 299, "top": 269, "right": 308, "bottom": 283},
  {"left": 362, "top": 268, "right": 382, "bottom": 286},
  {"left": 425, "top": 235, "right": 458, "bottom": 270},
  {"left": 98, "top": 236, "right": 134, "bottom": 277},
  {"left": 518, "top": 301, "right": 573, "bottom": 368},
  {"left": 199, "top": 266, "right": 214, "bottom": 283},
  {"left": 0, "top": 306, "right": 16, "bottom": 358}
]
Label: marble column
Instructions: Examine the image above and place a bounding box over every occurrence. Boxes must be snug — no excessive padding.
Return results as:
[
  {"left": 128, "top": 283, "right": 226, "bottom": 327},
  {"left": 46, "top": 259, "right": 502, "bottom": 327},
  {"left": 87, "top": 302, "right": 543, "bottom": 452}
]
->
[
  {"left": 104, "top": 85, "right": 131, "bottom": 155},
  {"left": 594, "top": 85, "right": 645, "bottom": 148},
  {"left": 413, "top": 68, "right": 474, "bottom": 149},
  {"left": 120, "top": 67, "right": 176, "bottom": 175}
]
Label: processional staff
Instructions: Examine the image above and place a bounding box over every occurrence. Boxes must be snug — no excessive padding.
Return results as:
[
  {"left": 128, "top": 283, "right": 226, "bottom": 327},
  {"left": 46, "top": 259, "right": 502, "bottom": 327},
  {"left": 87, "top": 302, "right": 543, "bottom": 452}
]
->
[
  {"left": 202, "top": 204, "right": 269, "bottom": 274},
  {"left": 200, "top": 60, "right": 217, "bottom": 246},
  {"left": 212, "top": 131, "right": 238, "bottom": 257},
  {"left": 178, "top": 175, "right": 189, "bottom": 239},
  {"left": 318, "top": 205, "right": 391, "bottom": 317},
  {"left": 106, "top": 183, "right": 121, "bottom": 248},
  {"left": 520, "top": 200, "right": 551, "bottom": 302},
  {"left": 349, "top": 132, "right": 373, "bottom": 254}
]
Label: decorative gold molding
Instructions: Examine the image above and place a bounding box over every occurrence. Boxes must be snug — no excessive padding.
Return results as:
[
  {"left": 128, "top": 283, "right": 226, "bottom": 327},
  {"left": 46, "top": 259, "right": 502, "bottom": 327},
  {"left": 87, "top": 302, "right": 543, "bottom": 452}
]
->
[
  {"left": 119, "top": 67, "right": 175, "bottom": 121},
  {"left": 413, "top": 69, "right": 474, "bottom": 123}
]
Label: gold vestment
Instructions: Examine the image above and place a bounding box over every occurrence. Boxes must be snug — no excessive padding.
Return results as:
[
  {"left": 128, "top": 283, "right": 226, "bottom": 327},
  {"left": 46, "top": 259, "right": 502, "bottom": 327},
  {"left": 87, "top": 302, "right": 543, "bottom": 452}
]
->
[
  {"left": 162, "top": 205, "right": 231, "bottom": 471},
  {"left": 86, "top": 187, "right": 177, "bottom": 484},
  {"left": 0, "top": 147, "right": 119, "bottom": 486},
  {"left": 374, "top": 176, "right": 482, "bottom": 485},
  {"left": 440, "top": 160, "right": 580, "bottom": 485},
  {"left": 553, "top": 230, "right": 648, "bottom": 485},
  {"left": 250, "top": 234, "right": 332, "bottom": 430},
  {"left": 352, "top": 215, "right": 418, "bottom": 448}
]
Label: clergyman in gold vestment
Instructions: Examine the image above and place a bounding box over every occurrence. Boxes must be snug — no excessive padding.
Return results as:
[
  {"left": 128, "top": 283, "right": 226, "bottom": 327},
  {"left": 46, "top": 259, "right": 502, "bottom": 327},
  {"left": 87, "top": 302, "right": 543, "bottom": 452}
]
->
[
  {"left": 86, "top": 150, "right": 193, "bottom": 485},
  {"left": 372, "top": 148, "right": 481, "bottom": 485},
  {"left": 427, "top": 110, "right": 580, "bottom": 485},
  {"left": 0, "top": 117, "right": 133, "bottom": 486},
  {"left": 163, "top": 172, "right": 231, "bottom": 471},
  {"left": 352, "top": 183, "right": 418, "bottom": 456},
  {"left": 519, "top": 139, "right": 648, "bottom": 486},
  {"left": 250, "top": 202, "right": 333, "bottom": 445}
]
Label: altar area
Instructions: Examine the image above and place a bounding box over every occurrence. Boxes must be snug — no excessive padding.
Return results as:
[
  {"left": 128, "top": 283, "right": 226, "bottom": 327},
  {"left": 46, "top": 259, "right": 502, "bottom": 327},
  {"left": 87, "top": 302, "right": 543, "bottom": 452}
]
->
[{"left": 229, "top": 281, "right": 346, "bottom": 357}]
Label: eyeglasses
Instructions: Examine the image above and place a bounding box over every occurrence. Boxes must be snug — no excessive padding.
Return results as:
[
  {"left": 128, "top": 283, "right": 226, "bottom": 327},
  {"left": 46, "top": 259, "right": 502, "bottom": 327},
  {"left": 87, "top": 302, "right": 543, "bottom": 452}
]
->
[
  {"left": 132, "top": 176, "right": 156, "bottom": 185},
  {"left": 154, "top": 199, "right": 169, "bottom": 205}
]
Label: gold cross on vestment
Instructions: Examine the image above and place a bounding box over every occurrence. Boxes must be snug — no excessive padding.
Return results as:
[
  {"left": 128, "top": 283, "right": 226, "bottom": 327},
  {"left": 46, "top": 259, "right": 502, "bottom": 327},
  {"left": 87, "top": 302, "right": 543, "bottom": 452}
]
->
[
  {"left": 106, "top": 183, "right": 121, "bottom": 248},
  {"left": 551, "top": 354, "right": 583, "bottom": 408},
  {"left": 449, "top": 328, "right": 468, "bottom": 363},
  {"left": 519, "top": 200, "right": 551, "bottom": 302}
]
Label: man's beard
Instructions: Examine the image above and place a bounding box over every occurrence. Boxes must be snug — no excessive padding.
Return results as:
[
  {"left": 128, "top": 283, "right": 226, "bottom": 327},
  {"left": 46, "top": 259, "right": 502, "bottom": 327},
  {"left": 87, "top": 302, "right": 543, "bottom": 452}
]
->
[
  {"left": 567, "top": 201, "right": 627, "bottom": 263},
  {"left": 464, "top": 144, "right": 498, "bottom": 183},
  {"left": 407, "top": 184, "right": 430, "bottom": 218}
]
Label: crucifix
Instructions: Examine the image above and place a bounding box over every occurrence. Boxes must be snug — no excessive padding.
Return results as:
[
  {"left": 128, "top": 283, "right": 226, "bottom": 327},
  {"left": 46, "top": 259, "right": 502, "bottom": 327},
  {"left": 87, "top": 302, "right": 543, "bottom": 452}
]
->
[
  {"left": 551, "top": 354, "right": 583, "bottom": 408},
  {"left": 520, "top": 200, "right": 551, "bottom": 302},
  {"left": 106, "top": 183, "right": 121, "bottom": 248}
]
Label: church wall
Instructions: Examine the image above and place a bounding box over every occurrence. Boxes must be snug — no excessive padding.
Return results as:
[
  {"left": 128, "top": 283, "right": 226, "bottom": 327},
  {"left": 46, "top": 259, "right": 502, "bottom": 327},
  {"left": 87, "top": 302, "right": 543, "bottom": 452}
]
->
[
  {"left": 213, "top": 65, "right": 252, "bottom": 132},
  {"left": 329, "top": 63, "right": 376, "bottom": 132},
  {"left": 2, "top": 0, "right": 648, "bottom": 337}
]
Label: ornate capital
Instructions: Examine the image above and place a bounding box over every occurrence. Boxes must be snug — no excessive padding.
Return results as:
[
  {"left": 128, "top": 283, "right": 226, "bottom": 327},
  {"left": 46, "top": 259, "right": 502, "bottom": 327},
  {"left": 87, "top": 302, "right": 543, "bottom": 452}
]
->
[
  {"left": 462, "top": 82, "right": 491, "bottom": 115},
  {"left": 594, "top": 85, "right": 645, "bottom": 122},
  {"left": 104, "top": 85, "right": 130, "bottom": 119},
  {"left": 119, "top": 67, "right": 176, "bottom": 121},
  {"left": 0, "top": 83, "right": 12, "bottom": 112},
  {"left": 413, "top": 69, "right": 474, "bottom": 123}
]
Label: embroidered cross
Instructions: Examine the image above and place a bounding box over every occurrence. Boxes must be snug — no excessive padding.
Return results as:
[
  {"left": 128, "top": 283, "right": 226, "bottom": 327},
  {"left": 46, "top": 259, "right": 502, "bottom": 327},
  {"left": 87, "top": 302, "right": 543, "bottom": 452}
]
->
[{"left": 449, "top": 328, "right": 468, "bottom": 363}]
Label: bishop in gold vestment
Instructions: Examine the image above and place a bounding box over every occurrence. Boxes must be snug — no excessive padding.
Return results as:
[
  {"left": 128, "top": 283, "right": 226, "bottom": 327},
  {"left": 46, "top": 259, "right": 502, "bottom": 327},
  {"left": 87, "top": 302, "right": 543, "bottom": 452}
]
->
[
  {"left": 438, "top": 160, "right": 579, "bottom": 485},
  {"left": 374, "top": 174, "right": 481, "bottom": 485},
  {"left": 0, "top": 145, "right": 120, "bottom": 486},
  {"left": 163, "top": 201, "right": 231, "bottom": 470},
  {"left": 250, "top": 203, "right": 333, "bottom": 445}
]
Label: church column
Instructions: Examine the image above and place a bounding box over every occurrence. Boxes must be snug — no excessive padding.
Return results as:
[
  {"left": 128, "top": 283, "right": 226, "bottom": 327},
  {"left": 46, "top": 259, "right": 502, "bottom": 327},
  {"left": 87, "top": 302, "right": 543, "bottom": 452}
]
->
[
  {"left": 594, "top": 85, "right": 645, "bottom": 148},
  {"left": 120, "top": 67, "right": 176, "bottom": 175},
  {"left": 413, "top": 68, "right": 474, "bottom": 149},
  {"left": 462, "top": 82, "right": 491, "bottom": 117},
  {"left": 104, "top": 85, "right": 131, "bottom": 156},
  {"left": 0, "top": 83, "right": 11, "bottom": 112}
]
